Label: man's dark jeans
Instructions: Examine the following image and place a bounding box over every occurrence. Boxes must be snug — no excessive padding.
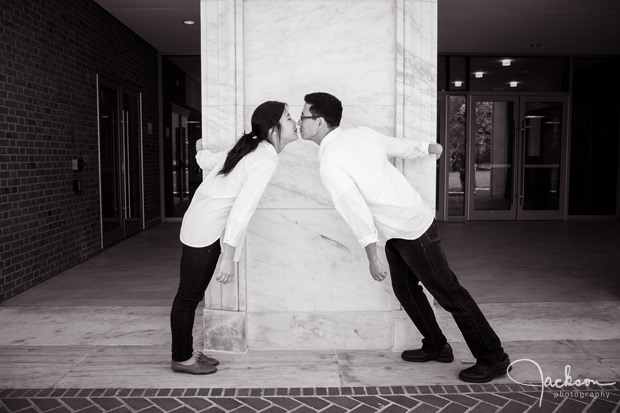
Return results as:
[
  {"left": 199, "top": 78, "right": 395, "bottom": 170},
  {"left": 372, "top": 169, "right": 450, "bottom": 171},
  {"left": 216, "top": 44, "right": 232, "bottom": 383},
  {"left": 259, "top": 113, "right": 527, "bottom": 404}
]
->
[
  {"left": 385, "top": 220, "right": 506, "bottom": 365},
  {"left": 170, "top": 240, "right": 221, "bottom": 362}
]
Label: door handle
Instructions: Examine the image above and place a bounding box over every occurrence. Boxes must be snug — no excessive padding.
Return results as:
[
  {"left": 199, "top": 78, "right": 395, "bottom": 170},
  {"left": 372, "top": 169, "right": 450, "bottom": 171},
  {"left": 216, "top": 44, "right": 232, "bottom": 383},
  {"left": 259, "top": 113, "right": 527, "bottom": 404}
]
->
[
  {"left": 519, "top": 120, "right": 526, "bottom": 207},
  {"left": 125, "top": 110, "right": 130, "bottom": 219},
  {"left": 511, "top": 120, "right": 518, "bottom": 207}
]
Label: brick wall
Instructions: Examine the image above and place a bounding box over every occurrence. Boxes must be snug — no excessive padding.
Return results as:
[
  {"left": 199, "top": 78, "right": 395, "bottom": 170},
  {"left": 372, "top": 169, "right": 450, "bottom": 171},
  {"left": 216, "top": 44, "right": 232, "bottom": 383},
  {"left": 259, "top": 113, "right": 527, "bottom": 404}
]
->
[{"left": 0, "top": 0, "right": 160, "bottom": 302}]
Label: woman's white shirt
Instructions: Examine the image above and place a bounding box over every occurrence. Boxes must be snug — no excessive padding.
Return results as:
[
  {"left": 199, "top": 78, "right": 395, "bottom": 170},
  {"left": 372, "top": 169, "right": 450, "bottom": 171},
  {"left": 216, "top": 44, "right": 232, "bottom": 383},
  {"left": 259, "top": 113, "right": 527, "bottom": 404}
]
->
[{"left": 180, "top": 141, "right": 278, "bottom": 261}]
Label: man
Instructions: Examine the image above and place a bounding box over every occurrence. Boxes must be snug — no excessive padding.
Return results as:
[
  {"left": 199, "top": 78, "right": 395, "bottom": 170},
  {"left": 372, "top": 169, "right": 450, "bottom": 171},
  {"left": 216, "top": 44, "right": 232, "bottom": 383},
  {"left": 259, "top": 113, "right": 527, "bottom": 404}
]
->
[{"left": 299, "top": 92, "right": 510, "bottom": 383}]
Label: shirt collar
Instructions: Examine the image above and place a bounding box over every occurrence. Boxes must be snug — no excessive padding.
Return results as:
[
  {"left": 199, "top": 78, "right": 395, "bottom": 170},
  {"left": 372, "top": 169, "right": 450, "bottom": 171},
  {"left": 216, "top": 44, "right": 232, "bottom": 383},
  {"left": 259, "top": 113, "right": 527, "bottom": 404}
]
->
[{"left": 318, "top": 127, "right": 342, "bottom": 160}]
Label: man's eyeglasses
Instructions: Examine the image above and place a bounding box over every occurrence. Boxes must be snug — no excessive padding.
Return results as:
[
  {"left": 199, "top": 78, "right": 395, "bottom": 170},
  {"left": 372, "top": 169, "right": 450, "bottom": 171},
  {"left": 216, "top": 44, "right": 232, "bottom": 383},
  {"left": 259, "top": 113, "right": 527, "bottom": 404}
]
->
[{"left": 300, "top": 114, "right": 320, "bottom": 121}]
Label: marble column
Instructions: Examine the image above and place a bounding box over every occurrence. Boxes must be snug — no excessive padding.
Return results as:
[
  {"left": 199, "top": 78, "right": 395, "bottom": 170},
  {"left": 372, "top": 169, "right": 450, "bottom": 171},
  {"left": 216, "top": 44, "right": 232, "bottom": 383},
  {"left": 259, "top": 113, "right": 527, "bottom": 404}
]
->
[{"left": 200, "top": 0, "right": 437, "bottom": 352}]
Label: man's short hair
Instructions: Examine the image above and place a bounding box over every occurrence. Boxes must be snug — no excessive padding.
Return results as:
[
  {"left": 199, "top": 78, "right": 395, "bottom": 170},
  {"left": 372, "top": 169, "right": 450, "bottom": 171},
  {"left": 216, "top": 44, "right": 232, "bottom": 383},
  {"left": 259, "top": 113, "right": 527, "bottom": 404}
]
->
[{"left": 304, "top": 92, "right": 343, "bottom": 128}]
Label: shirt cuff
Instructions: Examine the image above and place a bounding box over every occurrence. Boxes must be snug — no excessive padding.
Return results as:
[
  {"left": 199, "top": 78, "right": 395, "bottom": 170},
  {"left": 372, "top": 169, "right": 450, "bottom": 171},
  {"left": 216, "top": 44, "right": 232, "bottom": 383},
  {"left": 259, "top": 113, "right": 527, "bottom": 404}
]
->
[
  {"left": 358, "top": 233, "right": 379, "bottom": 248},
  {"left": 223, "top": 236, "right": 239, "bottom": 248}
]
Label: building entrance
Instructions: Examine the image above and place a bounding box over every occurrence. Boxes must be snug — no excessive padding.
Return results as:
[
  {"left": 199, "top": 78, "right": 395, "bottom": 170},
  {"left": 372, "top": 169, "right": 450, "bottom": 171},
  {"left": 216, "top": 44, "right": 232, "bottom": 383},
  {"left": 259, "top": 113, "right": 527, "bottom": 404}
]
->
[{"left": 441, "top": 95, "right": 569, "bottom": 220}]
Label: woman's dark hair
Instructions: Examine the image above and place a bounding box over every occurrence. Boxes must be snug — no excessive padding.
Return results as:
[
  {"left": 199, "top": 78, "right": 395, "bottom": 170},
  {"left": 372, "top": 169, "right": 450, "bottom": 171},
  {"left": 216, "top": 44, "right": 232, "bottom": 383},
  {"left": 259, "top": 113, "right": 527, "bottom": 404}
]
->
[
  {"left": 304, "top": 92, "right": 343, "bottom": 128},
  {"left": 218, "top": 101, "right": 285, "bottom": 176}
]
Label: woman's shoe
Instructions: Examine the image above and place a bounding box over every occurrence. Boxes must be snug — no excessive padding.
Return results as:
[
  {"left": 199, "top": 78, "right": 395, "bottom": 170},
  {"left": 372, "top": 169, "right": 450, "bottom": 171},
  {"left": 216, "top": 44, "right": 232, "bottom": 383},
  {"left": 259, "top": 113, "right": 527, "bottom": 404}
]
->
[
  {"left": 171, "top": 358, "right": 217, "bottom": 375},
  {"left": 196, "top": 352, "right": 219, "bottom": 366}
]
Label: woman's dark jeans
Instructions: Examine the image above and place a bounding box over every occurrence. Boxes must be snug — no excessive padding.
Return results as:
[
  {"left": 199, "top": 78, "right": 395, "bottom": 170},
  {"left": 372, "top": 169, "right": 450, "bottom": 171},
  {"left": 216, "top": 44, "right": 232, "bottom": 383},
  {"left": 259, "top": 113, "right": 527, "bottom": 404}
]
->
[
  {"left": 385, "top": 220, "right": 506, "bottom": 365},
  {"left": 170, "top": 240, "right": 221, "bottom": 362}
]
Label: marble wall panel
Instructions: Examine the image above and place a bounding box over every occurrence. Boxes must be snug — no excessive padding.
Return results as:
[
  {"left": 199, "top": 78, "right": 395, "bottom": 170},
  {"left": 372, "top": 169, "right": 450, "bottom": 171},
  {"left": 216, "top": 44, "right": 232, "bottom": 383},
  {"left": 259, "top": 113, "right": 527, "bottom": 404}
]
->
[
  {"left": 245, "top": 210, "right": 393, "bottom": 312},
  {"left": 201, "top": 0, "right": 242, "bottom": 151},
  {"left": 398, "top": 0, "right": 438, "bottom": 208},
  {"left": 243, "top": 0, "right": 395, "bottom": 108}
]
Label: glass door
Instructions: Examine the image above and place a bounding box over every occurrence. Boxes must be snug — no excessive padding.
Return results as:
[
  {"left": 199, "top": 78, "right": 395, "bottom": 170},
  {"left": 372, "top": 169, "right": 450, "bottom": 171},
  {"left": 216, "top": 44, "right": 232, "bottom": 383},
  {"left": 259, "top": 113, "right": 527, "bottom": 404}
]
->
[
  {"left": 466, "top": 95, "right": 568, "bottom": 220},
  {"left": 517, "top": 97, "right": 568, "bottom": 219},
  {"left": 99, "top": 82, "right": 123, "bottom": 244},
  {"left": 98, "top": 77, "right": 143, "bottom": 248},
  {"left": 169, "top": 105, "right": 191, "bottom": 217},
  {"left": 468, "top": 96, "right": 519, "bottom": 220}
]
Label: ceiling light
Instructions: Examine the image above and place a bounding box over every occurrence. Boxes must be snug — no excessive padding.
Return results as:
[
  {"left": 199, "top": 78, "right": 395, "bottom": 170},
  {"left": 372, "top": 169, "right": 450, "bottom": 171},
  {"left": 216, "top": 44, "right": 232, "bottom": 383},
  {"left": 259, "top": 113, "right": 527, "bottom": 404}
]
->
[
  {"left": 183, "top": 20, "right": 196, "bottom": 25},
  {"left": 454, "top": 81, "right": 463, "bottom": 87},
  {"left": 502, "top": 59, "right": 511, "bottom": 66},
  {"left": 530, "top": 43, "right": 542, "bottom": 48},
  {"left": 510, "top": 81, "right": 518, "bottom": 87},
  {"left": 475, "top": 72, "right": 483, "bottom": 78}
]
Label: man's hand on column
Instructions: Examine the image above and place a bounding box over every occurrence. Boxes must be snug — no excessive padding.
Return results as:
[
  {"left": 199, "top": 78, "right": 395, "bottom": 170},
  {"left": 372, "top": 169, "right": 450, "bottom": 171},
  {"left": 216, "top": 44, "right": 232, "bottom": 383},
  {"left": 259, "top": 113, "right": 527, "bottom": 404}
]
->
[
  {"left": 429, "top": 143, "right": 443, "bottom": 159},
  {"left": 368, "top": 258, "right": 387, "bottom": 282},
  {"left": 365, "top": 242, "right": 387, "bottom": 282}
]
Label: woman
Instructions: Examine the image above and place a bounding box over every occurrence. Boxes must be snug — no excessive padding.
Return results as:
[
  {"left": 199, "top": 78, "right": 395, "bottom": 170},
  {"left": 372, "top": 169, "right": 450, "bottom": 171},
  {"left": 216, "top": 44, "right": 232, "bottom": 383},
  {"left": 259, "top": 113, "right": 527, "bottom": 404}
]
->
[{"left": 170, "top": 101, "right": 297, "bottom": 374}]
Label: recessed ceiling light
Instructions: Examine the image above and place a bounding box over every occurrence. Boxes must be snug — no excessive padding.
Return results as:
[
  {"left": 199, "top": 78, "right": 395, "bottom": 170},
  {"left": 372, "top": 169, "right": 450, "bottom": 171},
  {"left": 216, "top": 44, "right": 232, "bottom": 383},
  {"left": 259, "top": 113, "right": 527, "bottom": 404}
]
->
[
  {"left": 510, "top": 81, "right": 518, "bottom": 87},
  {"left": 454, "top": 81, "right": 463, "bottom": 87},
  {"left": 183, "top": 20, "right": 196, "bottom": 25},
  {"left": 502, "top": 59, "right": 511, "bottom": 66},
  {"left": 475, "top": 72, "right": 483, "bottom": 78}
]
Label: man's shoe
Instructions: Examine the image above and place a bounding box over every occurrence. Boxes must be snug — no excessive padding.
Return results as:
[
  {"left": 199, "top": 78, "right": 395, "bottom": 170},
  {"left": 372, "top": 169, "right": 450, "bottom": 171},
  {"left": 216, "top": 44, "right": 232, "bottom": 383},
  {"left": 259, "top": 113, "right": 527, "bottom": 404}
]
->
[
  {"left": 459, "top": 354, "right": 511, "bottom": 383},
  {"left": 401, "top": 343, "right": 454, "bottom": 363},
  {"left": 196, "top": 352, "right": 219, "bottom": 367},
  {"left": 171, "top": 358, "right": 217, "bottom": 375}
]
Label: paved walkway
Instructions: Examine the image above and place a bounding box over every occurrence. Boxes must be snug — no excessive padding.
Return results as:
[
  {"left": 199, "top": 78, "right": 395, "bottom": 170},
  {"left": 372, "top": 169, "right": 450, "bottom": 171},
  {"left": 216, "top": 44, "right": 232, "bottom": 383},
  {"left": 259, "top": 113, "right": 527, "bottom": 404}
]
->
[
  {"left": 2, "top": 384, "right": 620, "bottom": 412},
  {"left": 2, "top": 222, "right": 620, "bottom": 412}
]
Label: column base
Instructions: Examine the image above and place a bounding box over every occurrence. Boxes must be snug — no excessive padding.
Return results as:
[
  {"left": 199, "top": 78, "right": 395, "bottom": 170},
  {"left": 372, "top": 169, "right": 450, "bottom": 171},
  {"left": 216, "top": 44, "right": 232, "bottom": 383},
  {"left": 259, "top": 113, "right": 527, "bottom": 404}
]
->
[
  {"left": 392, "top": 309, "right": 424, "bottom": 351},
  {"left": 203, "top": 309, "right": 247, "bottom": 352},
  {"left": 246, "top": 311, "right": 393, "bottom": 350}
]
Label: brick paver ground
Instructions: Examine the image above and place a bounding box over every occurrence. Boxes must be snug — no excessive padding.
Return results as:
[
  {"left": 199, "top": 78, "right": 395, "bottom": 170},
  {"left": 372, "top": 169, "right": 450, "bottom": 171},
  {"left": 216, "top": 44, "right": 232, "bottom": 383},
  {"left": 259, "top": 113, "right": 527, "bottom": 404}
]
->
[{"left": 2, "top": 384, "right": 619, "bottom": 412}]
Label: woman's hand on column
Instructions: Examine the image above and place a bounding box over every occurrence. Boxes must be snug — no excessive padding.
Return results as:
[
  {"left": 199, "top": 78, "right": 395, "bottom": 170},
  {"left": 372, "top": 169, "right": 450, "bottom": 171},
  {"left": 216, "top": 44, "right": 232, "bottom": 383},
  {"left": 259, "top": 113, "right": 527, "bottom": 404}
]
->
[
  {"left": 216, "top": 258, "right": 234, "bottom": 284},
  {"left": 216, "top": 243, "right": 236, "bottom": 284}
]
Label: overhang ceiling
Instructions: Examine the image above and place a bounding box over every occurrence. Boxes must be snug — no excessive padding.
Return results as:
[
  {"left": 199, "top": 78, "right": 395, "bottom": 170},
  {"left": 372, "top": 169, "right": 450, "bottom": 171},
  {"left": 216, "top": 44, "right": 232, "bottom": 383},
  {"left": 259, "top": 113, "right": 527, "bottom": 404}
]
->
[
  {"left": 439, "top": 0, "right": 620, "bottom": 55},
  {"left": 93, "top": 0, "right": 620, "bottom": 81},
  {"left": 94, "top": 0, "right": 201, "bottom": 55}
]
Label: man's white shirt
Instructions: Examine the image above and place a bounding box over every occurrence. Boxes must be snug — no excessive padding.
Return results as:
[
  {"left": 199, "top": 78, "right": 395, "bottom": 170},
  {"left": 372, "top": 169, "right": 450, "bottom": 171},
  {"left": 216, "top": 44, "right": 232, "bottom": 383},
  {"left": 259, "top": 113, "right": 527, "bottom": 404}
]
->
[{"left": 318, "top": 126, "right": 435, "bottom": 247}]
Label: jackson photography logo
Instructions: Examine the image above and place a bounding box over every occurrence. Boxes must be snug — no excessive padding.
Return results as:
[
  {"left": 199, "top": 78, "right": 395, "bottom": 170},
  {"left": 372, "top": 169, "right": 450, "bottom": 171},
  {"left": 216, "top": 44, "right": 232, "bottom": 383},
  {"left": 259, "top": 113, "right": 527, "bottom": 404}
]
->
[{"left": 507, "top": 358, "right": 617, "bottom": 407}]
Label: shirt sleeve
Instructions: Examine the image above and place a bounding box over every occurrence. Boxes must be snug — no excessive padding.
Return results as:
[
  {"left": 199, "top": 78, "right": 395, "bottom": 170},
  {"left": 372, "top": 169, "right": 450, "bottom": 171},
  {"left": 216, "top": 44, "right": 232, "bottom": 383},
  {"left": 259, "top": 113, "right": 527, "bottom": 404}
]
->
[
  {"left": 380, "top": 133, "right": 430, "bottom": 159},
  {"left": 223, "top": 159, "right": 278, "bottom": 251},
  {"left": 196, "top": 149, "right": 226, "bottom": 171},
  {"left": 321, "top": 165, "right": 379, "bottom": 248}
]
